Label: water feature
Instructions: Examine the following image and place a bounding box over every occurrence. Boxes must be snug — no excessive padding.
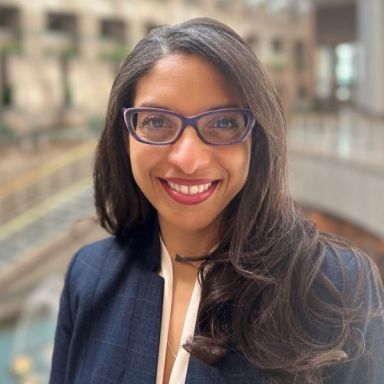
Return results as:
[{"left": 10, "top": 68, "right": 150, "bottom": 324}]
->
[{"left": 0, "top": 276, "right": 62, "bottom": 384}]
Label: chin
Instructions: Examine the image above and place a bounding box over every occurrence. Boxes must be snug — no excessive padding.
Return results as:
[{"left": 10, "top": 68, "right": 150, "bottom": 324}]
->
[{"left": 160, "top": 211, "right": 221, "bottom": 236}]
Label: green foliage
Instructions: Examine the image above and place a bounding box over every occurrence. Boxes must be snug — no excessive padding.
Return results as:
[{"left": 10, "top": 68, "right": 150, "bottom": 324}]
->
[
  {"left": 1, "top": 41, "right": 23, "bottom": 55},
  {"left": 267, "top": 56, "right": 288, "bottom": 71},
  {"left": 64, "top": 84, "right": 72, "bottom": 107},
  {"left": 2, "top": 85, "right": 12, "bottom": 106},
  {"left": 0, "top": 122, "right": 17, "bottom": 140},
  {"left": 99, "top": 45, "right": 130, "bottom": 62},
  {"left": 60, "top": 46, "right": 78, "bottom": 59}
]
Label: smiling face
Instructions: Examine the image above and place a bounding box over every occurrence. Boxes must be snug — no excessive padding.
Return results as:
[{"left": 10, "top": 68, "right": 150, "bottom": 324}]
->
[{"left": 129, "top": 54, "right": 251, "bottom": 244}]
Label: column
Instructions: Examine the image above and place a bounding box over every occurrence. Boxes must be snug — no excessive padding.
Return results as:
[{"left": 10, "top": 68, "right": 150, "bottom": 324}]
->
[
  {"left": 78, "top": 12, "right": 98, "bottom": 61},
  {"left": 22, "top": 4, "right": 45, "bottom": 58},
  {"left": 357, "top": 0, "right": 384, "bottom": 116}
]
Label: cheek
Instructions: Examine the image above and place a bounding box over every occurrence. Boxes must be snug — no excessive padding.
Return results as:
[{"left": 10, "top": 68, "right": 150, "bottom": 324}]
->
[
  {"left": 128, "top": 140, "right": 139, "bottom": 177},
  {"left": 128, "top": 138, "right": 164, "bottom": 184},
  {"left": 232, "top": 139, "right": 252, "bottom": 187},
  {"left": 128, "top": 139, "right": 149, "bottom": 186}
]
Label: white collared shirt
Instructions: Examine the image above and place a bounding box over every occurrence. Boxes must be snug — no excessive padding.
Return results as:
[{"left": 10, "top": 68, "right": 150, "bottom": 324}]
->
[{"left": 156, "top": 237, "right": 202, "bottom": 384}]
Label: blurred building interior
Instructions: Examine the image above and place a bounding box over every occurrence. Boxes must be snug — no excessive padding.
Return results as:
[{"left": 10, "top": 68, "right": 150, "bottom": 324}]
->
[
  {"left": 0, "top": 0, "right": 315, "bottom": 136},
  {"left": 0, "top": 0, "right": 383, "bottom": 383},
  {"left": 314, "top": 0, "right": 384, "bottom": 116}
]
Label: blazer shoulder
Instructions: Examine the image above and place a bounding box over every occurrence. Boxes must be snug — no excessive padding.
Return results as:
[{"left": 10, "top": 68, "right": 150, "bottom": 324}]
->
[
  {"left": 66, "top": 231, "right": 145, "bottom": 293},
  {"left": 320, "top": 247, "right": 384, "bottom": 383},
  {"left": 66, "top": 221, "right": 161, "bottom": 295},
  {"left": 68, "top": 236, "right": 124, "bottom": 276},
  {"left": 322, "top": 244, "right": 381, "bottom": 294},
  {"left": 62, "top": 237, "right": 121, "bottom": 303},
  {"left": 73, "top": 236, "right": 117, "bottom": 266}
]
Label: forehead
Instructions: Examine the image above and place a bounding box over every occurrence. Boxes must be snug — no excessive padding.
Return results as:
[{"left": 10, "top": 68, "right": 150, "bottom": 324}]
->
[{"left": 132, "top": 54, "right": 244, "bottom": 115}]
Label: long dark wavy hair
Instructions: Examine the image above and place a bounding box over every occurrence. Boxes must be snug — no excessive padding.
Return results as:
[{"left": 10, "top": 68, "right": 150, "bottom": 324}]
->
[{"left": 94, "top": 18, "right": 383, "bottom": 383}]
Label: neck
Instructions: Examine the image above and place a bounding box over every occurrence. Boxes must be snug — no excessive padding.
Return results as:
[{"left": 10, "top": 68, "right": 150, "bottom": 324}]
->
[{"left": 159, "top": 218, "right": 219, "bottom": 280}]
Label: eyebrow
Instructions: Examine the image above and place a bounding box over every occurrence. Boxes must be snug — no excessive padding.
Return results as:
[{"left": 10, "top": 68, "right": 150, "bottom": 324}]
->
[{"left": 136, "top": 102, "right": 242, "bottom": 112}]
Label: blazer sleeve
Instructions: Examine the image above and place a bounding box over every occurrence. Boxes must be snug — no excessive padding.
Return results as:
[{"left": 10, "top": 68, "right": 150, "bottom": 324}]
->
[
  {"left": 324, "top": 249, "right": 384, "bottom": 384},
  {"left": 49, "top": 251, "right": 79, "bottom": 384}
]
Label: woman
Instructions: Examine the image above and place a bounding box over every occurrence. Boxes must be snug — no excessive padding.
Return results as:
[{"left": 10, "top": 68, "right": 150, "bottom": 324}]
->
[{"left": 50, "top": 18, "right": 384, "bottom": 384}]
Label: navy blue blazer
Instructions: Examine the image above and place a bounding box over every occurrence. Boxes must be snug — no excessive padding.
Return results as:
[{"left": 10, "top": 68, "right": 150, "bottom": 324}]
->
[{"left": 50, "top": 221, "right": 384, "bottom": 383}]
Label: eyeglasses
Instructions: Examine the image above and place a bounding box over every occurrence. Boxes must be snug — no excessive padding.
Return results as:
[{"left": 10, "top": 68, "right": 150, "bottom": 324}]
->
[{"left": 122, "top": 107, "right": 256, "bottom": 145}]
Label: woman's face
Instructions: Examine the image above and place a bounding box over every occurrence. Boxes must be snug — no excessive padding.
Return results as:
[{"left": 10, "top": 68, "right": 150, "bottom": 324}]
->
[{"left": 129, "top": 54, "right": 251, "bottom": 238}]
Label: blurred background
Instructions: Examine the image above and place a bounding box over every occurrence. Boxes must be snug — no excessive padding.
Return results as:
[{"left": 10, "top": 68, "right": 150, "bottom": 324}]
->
[{"left": 0, "top": 0, "right": 383, "bottom": 382}]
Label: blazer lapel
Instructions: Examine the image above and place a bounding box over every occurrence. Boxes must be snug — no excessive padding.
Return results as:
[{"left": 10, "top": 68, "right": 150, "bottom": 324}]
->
[
  {"left": 120, "top": 268, "right": 164, "bottom": 383},
  {"left": 120, "top": 220, "right": 164, "bottom": 383}
]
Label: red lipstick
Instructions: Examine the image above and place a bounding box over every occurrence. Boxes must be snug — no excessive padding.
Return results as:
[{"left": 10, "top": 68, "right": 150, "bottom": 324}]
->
[{"left": 160, "top": 178, "right": 218, "bottom": 205}]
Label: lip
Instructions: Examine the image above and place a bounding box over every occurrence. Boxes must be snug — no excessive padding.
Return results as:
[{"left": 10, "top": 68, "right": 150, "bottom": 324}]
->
[
  {"left": 159, "top": 178, "right": 219, "bottom": 205},
  {"left": 162, "top": 177, "right": 215, "bottom": 186}
]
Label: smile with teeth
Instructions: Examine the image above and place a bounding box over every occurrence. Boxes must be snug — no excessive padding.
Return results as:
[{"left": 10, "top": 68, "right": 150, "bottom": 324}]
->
[{"left": 167, "top": 181, "right": 212, "bottom": 195}]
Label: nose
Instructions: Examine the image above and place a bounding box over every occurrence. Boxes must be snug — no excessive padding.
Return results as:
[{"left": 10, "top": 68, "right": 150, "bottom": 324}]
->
[{"left": 167, "top": 126, "right": 211, "bottom": 174}]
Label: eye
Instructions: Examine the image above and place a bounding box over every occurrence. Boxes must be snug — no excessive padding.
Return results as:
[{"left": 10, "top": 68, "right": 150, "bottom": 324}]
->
[
  {"left": 212, "top": 117, "right": 237, "bottom": 129},
  {"left": 208, "top": 114, "right": 242, "bottom": 130},
  {"left": 141, "top": 115, "right": 171, "bottom": 129}
]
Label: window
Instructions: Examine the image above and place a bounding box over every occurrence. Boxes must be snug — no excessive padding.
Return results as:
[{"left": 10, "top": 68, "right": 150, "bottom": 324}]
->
[
  {"left": 0, "top": 6, "right": 21, "bottom": 108},
  {"left": 0, "top": 6, "right": 21, "bottom": 37},
  {"left": 45, "top": 13, "right": 79, "bottom": 56},
  {"left": 100, "top": 19, "right": 126, "bottom": 43},
  {"left": 245, "top": 34, "right": 259, "bottom": 52},
  {"left": 47, "top": 13, "right": 78, "bottom": 35},
  {"left": 46, "top": 13, "right": 78, "bottom": 108},
  {"left": 99, "top": 18, "right": 129, "bottom": 69}
]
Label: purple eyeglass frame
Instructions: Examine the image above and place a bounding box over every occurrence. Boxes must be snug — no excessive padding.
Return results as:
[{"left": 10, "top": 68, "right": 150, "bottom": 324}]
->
[{"left": 122, "top": 107, "right": 256, "bottom": 145}]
